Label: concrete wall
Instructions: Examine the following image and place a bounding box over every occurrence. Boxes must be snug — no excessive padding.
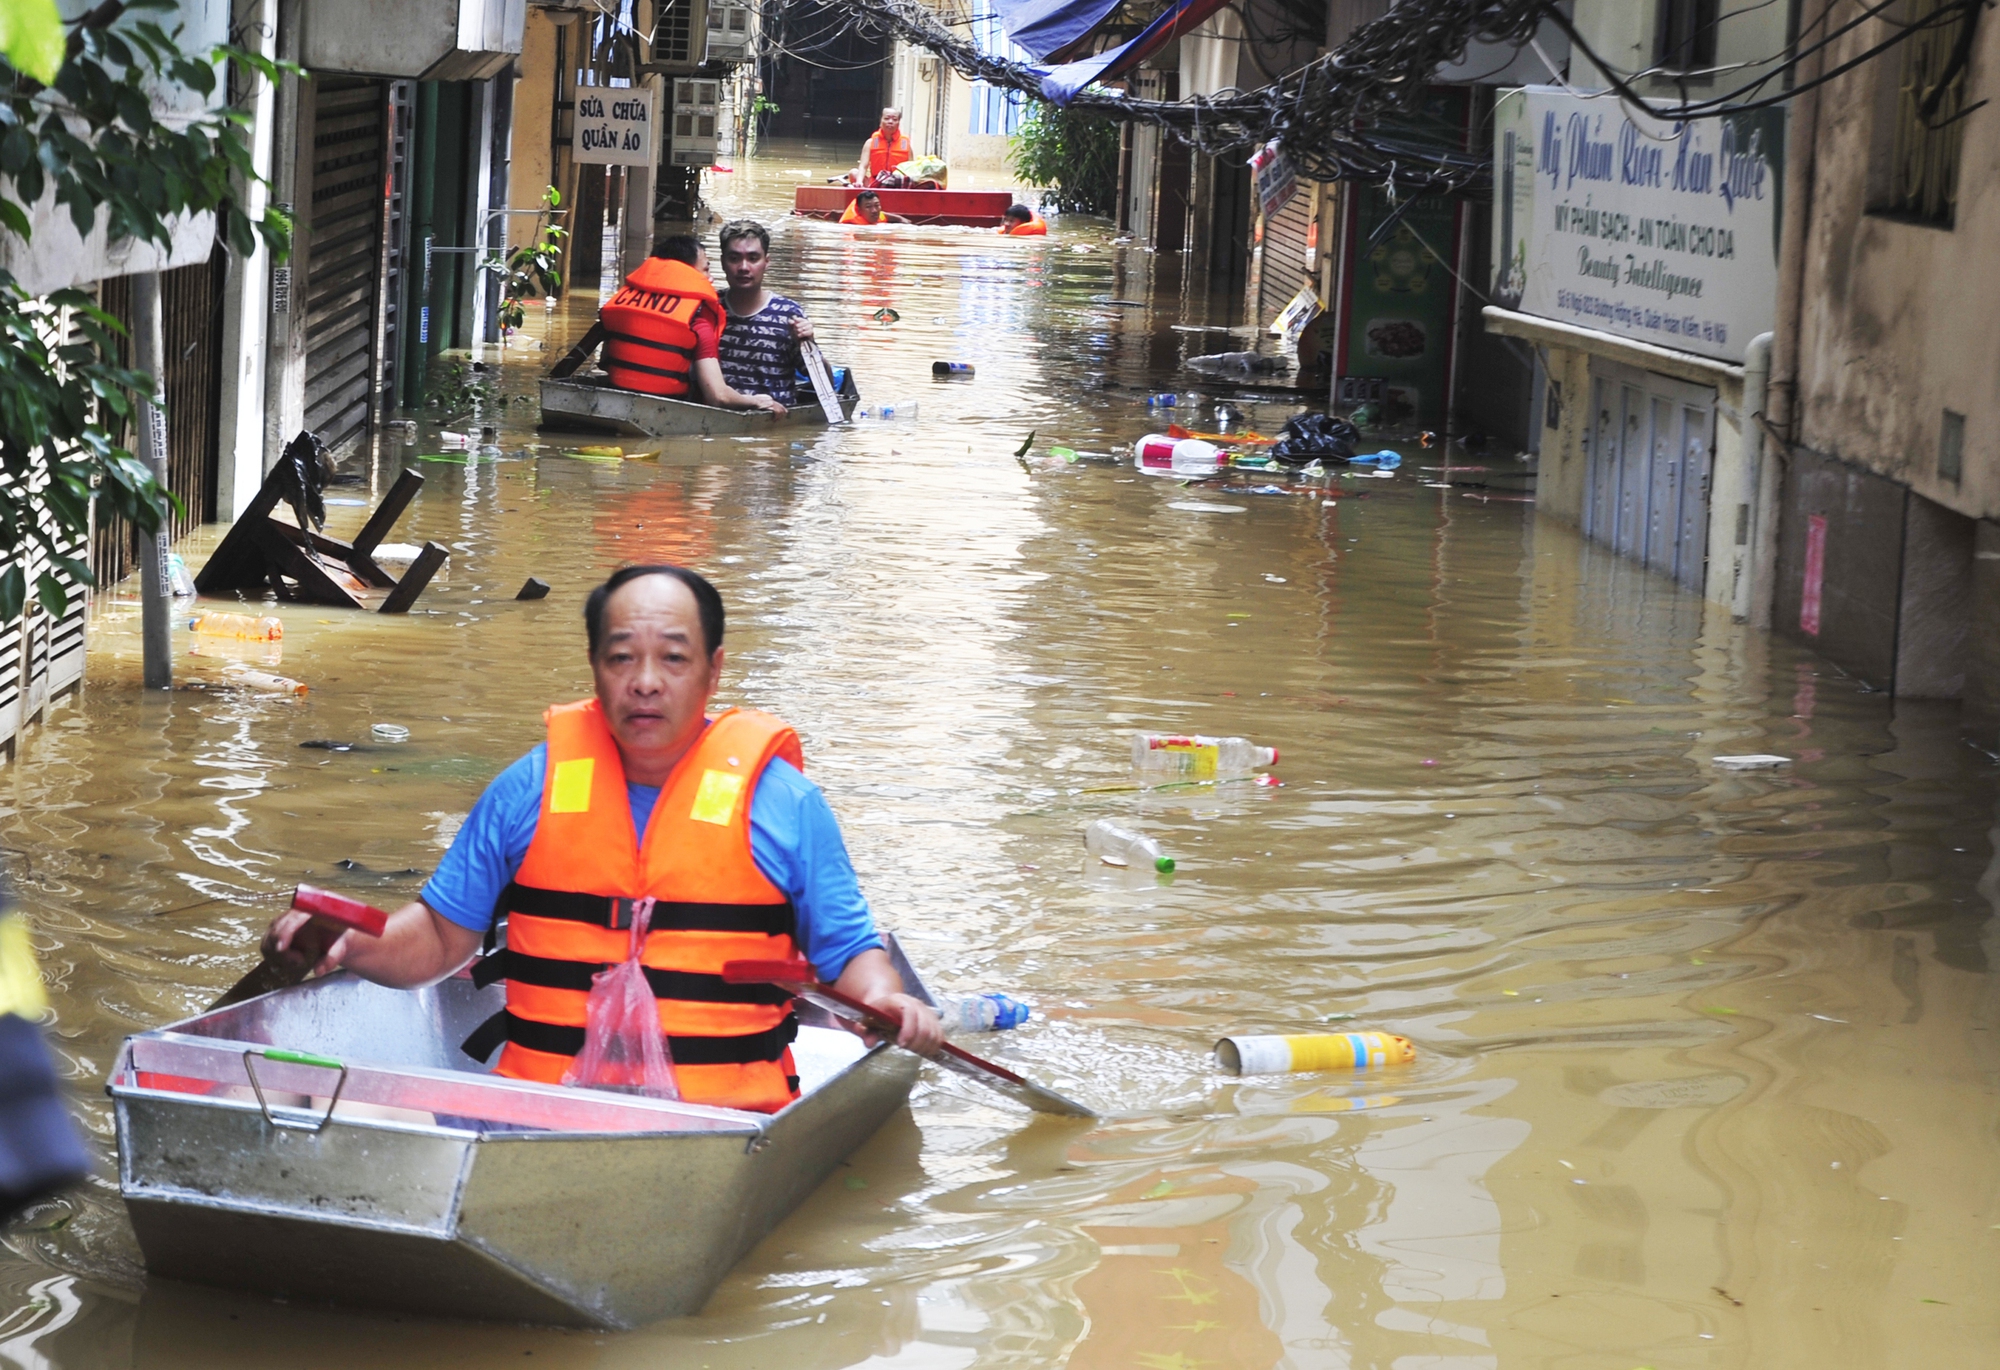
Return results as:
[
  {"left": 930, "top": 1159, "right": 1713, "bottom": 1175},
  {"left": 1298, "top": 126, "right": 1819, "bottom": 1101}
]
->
[
  {"left": 505, "top": 9, "right": 561, "bottom": 255},
  {"left": 1791, "top": 12, "right": 2000, "bottom": 524}
]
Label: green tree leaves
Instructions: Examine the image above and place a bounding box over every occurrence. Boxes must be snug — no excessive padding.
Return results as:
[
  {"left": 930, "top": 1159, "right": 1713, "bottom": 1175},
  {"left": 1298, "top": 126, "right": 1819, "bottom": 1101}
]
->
[
  {"left": 1009, "top": 100, "right": 1119, "bottom": 217},
  {"left": 0, "top": 0, "right": 63, "bottom": 85}
]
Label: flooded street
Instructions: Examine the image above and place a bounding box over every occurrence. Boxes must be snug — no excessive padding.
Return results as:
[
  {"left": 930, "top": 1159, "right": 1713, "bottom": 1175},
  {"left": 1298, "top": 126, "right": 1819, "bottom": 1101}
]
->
[{"left": 0, "top": 149, "right": 1995, "bottom": 1367}]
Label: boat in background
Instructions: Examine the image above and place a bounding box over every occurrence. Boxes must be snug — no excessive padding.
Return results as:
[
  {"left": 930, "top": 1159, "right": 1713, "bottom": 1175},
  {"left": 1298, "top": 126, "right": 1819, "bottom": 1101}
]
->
[
  {"left": 111, "top": 937, "right": 934, "bottom": 1328},
  {"left": 794, "top": 185, "right": 1016, "bottom": 227}
]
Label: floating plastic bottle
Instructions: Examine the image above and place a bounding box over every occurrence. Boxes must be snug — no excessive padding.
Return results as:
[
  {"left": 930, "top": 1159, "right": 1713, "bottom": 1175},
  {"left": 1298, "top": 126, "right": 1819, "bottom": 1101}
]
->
[
  {"left": 1084, "top": 818, "right": 1175, "bottom": 873},
  {"left": 854, "top": 400, "right": 919, "bottom": 421},
  {"left": 1215, "top": 1031, "right": 1415, "bottom": 1075},
  {"left": 190, "top": 611, "right": 283, "bottom": 641},
  {"left": 1170, "top": 438, "right": 1222, "bottom": 476},
  {"left": 1145, "top": 393, "right": 1178, "bottom": 408},
  {"left": 1131, "top": 733, "right": 1277, "bottom": 780},
  {"left": 932, "top": 361, "right": 974, "bottom": 377},
  {"left": 935, "top": 993, "right": 1031, "bottom": 1033},
  {"left": 166, "top": 554, "right": 195, "bottom": 598},
  {"left": 231, "top": 668, "right": 307, "bottom": 695}
]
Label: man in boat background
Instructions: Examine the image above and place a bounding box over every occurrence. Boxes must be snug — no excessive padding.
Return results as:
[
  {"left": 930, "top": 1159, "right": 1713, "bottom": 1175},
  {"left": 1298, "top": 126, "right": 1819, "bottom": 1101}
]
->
[
  {"left": 262, "top": 565, "right": 944, "bottom": 1113},
  {"left": 716, "top": 220, "right": 815, "bottom": 412},
  {"left": 847, "top": 107, "right": 910, "bottom": 186},
  {"left": 600, "top": 235, "right": 790, "bottom": 415}
]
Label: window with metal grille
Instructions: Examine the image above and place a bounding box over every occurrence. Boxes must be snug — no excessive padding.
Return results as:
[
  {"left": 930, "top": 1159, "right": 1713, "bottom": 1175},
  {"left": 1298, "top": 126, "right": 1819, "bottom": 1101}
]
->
[
  {"left": 1871, "top": 0, "right": 1971, "bottom": 226},
  {"left": 1653, "top": 0, "right": 1718, "bottom": 73}
]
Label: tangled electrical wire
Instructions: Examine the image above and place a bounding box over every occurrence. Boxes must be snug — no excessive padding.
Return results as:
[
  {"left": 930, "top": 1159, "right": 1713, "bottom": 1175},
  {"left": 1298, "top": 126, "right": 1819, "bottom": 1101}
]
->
[{"left": 823, "top": 0, "right": 1985, "bottom": 197}]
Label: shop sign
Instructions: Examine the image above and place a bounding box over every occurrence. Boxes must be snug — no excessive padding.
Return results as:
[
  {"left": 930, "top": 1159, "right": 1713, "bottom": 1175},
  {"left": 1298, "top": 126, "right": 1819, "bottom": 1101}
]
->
[
  {"left": 1491, "top": 86, "right": 1784, "bottom": 363},
  {"left": 574, "top": 86, "right": 657, "bottom": 166}
]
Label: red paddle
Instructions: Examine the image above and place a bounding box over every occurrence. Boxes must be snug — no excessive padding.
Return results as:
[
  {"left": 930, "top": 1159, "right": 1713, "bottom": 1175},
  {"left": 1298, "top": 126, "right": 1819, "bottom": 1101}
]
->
[
  {"left": 210, "top": 886, "right": 390, "bottom": 1010},
  {"left": 722, "top": 958, "right": 1095, "bottom": 1117}
]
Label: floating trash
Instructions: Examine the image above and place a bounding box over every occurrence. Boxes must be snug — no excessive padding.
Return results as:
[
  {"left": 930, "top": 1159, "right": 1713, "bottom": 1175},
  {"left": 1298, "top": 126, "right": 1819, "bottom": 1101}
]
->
[
  {"left": 371, "top": 724, "right": 411, "bottom": 743},
  {"left": 1713, "top": 754, "right": 1790, "bottom": 770},
  {"left": 1216, "top": 1032, "right": 1416, "bottom": 1076}
]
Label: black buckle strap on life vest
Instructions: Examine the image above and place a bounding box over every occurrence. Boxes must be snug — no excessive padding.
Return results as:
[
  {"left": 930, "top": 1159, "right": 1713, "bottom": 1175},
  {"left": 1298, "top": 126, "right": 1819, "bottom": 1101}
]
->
[
  {"left": 461, "top": 1009, "right": 509, "bottom": 1063},
  {"left": 602, "top": 329, "right": 697, "bottom": 365},
  {"left": 490, "top": 945, "right": 794, "bottom": 1005},
  {"left": 495, "top": 1011, "right": 799, "bottom": 1065},
  {"left": 502, "top": 882, "right": 797, "bottom": 939}
]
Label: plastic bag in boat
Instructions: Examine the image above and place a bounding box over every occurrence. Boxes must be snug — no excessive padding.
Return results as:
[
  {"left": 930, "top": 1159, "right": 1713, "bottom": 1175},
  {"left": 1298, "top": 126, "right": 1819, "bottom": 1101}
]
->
[{"left": 562, "top": 896, "right": 680, "bottom": 1099}]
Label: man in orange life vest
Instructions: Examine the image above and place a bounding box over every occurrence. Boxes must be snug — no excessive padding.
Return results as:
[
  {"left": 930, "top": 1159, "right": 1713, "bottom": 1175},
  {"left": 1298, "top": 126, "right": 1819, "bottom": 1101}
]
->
[
  {"left": 998, "top": 204, "right": 1047, "bottom": 236},
  {"left": 838, "top": 190, "right": 907, "bottom": 226},
  {"left": 262, "top": 566, "right": 944, "bottom": 1114},
  {"left": 849, "top": 107, "right": 910, "bottom": 185},
  {"left": 600, "top": 235, "right": 788, "bottom": 415}
]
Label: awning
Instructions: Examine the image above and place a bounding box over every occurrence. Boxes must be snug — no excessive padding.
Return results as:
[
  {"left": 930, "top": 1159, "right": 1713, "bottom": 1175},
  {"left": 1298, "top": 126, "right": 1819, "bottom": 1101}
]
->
[
  {"left": 990, "top": 0, "right": 1126, "bottom": 62},
  {"left": 1040, "top": 0, "right": 1233, "bottom": 104}
]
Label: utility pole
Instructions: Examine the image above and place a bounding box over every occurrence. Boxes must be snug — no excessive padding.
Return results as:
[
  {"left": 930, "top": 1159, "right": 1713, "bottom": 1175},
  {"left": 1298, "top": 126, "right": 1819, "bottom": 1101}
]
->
[{"left": 131, "top": 271, "right": 172, "bottom": 691}]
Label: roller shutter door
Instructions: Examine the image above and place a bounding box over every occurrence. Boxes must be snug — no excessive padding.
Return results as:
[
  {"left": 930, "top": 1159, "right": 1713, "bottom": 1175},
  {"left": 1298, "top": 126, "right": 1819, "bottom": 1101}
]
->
[
  {"left": 1256, "top": 191, "right": 1314, "bottom": 329},
  {"left": 303, "top": 76, "right": 388, "bottom": 457}
]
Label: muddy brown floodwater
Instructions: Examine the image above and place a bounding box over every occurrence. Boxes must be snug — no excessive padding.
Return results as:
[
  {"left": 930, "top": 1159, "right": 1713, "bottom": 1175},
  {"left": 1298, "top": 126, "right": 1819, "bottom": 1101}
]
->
[{"left": 0, "top": 148, "right": 1992, "bottom": 1368}]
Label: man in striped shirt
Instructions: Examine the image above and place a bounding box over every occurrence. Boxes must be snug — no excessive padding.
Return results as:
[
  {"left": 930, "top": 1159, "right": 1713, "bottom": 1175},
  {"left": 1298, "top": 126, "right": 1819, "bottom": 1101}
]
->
[{"left": 716, "top": 220, "right": 815, "bottom": 414}]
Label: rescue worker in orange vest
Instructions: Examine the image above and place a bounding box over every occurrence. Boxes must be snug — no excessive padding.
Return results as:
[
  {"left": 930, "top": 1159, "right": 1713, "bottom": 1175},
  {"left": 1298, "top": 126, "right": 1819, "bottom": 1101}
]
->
[
  {"left": 998, "top": 204, "right": 1047, "bottom": 236},
  {"left": 849, "top": 107, "right": 911, "bottom": 186},
  {"left": 260, "top": 565, "right": 944, "bottom": 1114},
  {"left": 838, "top": 191, "right": 907, "bottom": 226},
  {"left": 599, "top": 235, "right": 788, "bottom": 415}
]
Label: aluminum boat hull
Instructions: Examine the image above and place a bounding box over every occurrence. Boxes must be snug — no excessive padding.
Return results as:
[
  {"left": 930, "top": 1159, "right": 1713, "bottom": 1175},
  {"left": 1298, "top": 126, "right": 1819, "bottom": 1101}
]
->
[
  {"left": 111, "top": 950, "right": 929, "bottom": 1329},
  {"left": 539, "top": 369, "right": 857, "bottom": 438}
]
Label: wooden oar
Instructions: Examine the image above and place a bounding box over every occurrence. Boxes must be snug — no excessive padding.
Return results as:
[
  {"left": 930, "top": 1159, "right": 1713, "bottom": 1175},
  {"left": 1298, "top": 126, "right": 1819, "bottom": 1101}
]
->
[
  {"left": 722, "top": 958, "right": 1097, "bottom": 1118},
  {"left": 209, "top": 886, "right": 389, "bottom": 1010}
]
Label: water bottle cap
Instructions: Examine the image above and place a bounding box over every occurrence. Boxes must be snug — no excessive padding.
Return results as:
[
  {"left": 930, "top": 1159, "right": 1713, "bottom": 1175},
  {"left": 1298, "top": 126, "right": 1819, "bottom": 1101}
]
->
[
  {"left": 1269, "top": 747, "right": 1279, "bottom": 764},
  {"left": 1154, "top": 855, "right": 1176, "bottom": 873}
]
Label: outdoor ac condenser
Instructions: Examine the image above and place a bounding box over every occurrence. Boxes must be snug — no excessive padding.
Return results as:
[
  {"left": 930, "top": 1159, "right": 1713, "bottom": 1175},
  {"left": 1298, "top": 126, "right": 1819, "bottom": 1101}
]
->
[
  {"left": 705, "top": 1, "right": 752, "bottom": 61},
  {"left": 669, "top": 78, "right": 721, "bottom": 168}
]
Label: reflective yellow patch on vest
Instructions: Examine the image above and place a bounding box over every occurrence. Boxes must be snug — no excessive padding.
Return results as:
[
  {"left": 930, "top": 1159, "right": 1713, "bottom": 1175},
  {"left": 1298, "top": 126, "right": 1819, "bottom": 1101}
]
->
[
  {"left": 550, "top": 758, "right": 595, "bottom": 814},
  {"left": 690, "top": 769, "right": 745, "bottom": 825}
]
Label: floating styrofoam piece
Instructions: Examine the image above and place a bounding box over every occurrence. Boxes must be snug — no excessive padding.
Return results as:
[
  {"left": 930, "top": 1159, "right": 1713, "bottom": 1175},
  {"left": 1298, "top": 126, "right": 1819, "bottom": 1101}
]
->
[
  {"left": 1712, "top": 754, "right": 1791, "bottom": 770},
  {"left": 1167, "top": 502, "right": 1246, "bottom": 514}
]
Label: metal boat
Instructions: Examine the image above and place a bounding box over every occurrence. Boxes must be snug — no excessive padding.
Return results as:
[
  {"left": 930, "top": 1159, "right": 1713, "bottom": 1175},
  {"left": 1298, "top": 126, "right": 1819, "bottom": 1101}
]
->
[
  {"left": 109, "top": 943, "right": 934, "bottom": 1328},
  {"left": 793, "top": 185, "right": 1016, "bottom": 227},
  {"left": 539, "top": 367, "right": 859, "bottom": 438}
]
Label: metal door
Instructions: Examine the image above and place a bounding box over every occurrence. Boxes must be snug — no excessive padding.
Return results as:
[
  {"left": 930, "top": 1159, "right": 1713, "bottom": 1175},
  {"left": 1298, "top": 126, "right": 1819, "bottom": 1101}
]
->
[
  {"left": 302, "top": 75, "right": 390, "bottom": 457},
  {"left": 1584, "top": 359, "right": 1716, "bottom": 593}
]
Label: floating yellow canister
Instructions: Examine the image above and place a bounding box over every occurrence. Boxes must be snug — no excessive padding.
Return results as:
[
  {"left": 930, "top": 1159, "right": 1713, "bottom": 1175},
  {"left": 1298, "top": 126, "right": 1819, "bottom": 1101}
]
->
[{"left": 1215, "top": 1031, "right": 1415, "bottom": 1076}]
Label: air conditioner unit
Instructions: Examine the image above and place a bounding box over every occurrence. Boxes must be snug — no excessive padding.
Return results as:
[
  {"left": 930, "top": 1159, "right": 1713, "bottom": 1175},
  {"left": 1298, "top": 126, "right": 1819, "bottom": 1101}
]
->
[
  {"left": 705, "top": 1, "right": 752, "bottom": 60},
  {"left": 669, "top": 77, "right": 721, "bottom": 167},
  {"left": 651, "top": 0, "right": 709, "bottom": 71}
]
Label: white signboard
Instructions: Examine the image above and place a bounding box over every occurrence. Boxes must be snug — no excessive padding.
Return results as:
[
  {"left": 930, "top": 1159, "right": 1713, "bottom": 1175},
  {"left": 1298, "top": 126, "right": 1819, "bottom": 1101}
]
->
[
  {"left": 1491, "top": 87, "right": 1784, "bottom": 363},
  {"left": 573, "top": 86, "right": 657, "bottom": 166},
  {"left": 1250, "top": 139, "right": 1298, "bottom": 220}
]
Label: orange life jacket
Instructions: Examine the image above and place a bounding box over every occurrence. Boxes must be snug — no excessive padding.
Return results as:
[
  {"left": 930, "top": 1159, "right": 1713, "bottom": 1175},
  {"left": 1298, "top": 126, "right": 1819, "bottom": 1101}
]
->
[
  {"left": 840, "top": 201, "right": 881, "bottom": 224},
  {"left": 1002, "top": 217, "right": 1048, "bottom": 236},
  {"left": 599, "top": 258, "right": 722, "bottom": 398},
  {"left": 864, "top": 130, "right": 911, "bottom": 179},
  {"left": 463, "top": 701, "right": 805, "bottom": 1113}
]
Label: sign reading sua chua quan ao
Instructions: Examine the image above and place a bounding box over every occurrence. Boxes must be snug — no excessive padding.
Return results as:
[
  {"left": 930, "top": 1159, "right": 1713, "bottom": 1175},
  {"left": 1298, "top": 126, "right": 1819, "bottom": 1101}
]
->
[
  {"left": 573, "top": 86, "right": 656, "bottom": 166},
  {"left": 1491, "top": 87, "right": 1784, "bottom": 364}
]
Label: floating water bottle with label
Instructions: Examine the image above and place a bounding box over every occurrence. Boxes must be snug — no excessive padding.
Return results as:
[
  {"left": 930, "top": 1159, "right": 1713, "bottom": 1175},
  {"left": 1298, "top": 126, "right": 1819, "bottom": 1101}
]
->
[
  {"left": 190, "top": 611, "right": 283, "bottom": 641},
  {"left": 932, "top": 361, "right": 974, "bottom": 377},
  {"left": 936, "top": 993, "right": 1031, "bottom": 1033},
  {"left": 1084, "top": 818, "right": 1175, "bottom": 872},
  {"left": 1170, "top": 438, "right": 1222, "bottom": 476},
  {"left": 1131, "top": 733, "right": 1277, "bottom": 780}
]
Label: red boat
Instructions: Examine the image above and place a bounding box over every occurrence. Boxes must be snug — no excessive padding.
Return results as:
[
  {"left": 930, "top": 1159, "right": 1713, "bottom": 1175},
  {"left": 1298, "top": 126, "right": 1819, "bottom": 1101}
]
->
[{"left": 793, "top": 186, "right": 1017, "bottom": 228}]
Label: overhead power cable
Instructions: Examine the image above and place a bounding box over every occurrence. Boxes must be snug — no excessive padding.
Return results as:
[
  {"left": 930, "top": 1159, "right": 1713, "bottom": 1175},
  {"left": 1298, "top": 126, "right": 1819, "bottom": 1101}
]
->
[{"left": 818, "top": 0, "right": 1984, "bottom": 197}]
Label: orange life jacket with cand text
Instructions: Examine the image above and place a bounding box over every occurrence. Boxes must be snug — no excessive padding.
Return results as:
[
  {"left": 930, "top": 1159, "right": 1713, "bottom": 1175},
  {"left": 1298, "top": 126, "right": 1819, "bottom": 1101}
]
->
[
  {"left": 598, "top": 257, "right": 722, "bottom": 398},
  {"left": 462, "top": 701, "right": 805, "bottom": 1113}
]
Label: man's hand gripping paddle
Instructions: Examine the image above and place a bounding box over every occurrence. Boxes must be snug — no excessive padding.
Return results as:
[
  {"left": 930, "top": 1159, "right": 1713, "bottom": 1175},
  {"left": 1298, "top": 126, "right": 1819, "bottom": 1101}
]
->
[
  {"left": 212, "top": 886, "right": 389, "bottom": 1010},
  {"left": 723, "top": 958, "right": 1096, "bottom": 1118}
]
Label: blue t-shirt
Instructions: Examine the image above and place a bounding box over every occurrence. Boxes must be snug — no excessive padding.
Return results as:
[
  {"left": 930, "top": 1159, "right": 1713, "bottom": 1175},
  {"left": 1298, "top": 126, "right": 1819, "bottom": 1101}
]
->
[{"left": 422, "top": 744, "right": 883, "bottom": 981}]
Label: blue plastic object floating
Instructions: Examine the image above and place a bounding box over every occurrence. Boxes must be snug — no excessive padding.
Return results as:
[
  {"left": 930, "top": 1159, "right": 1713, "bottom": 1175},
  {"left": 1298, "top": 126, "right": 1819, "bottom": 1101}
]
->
[{"left": 1349, "top": 450, "right": 1402, "bottom": 469}]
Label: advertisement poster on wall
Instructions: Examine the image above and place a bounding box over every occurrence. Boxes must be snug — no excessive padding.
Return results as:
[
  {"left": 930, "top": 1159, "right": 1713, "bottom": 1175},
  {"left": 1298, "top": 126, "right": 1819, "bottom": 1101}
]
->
[
  {"left": 1341, "top": 187, "right": 1461, "bottom": 427},
  {"left": 1491, "top": 87, "right": 1785, "bottom": 363}
]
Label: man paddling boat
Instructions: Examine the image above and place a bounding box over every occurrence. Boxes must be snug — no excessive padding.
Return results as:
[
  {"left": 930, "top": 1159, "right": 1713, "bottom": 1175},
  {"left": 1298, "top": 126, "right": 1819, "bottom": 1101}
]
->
[
  {"left": 262, "top": 566, "right": 943, "bottom": 1112},
  {"left": 598, "top": 235, "right": 785, "bottom": 414},
  {"left": 716, "top": 219, "right": 815, "bottom": 412}
]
